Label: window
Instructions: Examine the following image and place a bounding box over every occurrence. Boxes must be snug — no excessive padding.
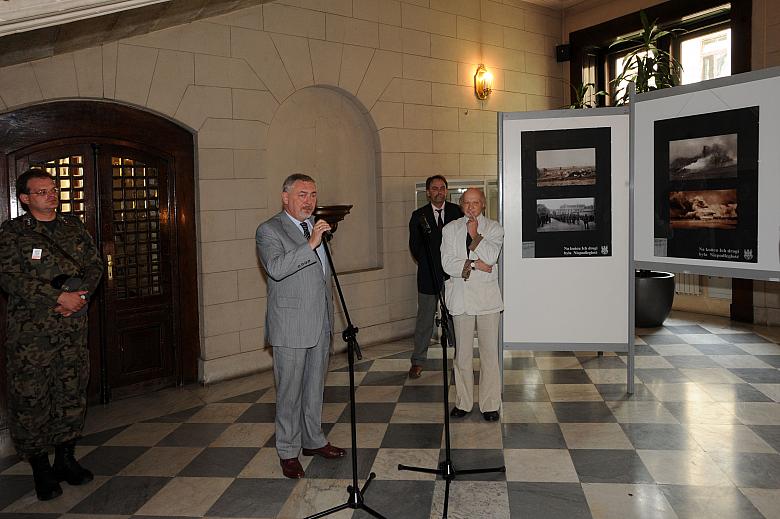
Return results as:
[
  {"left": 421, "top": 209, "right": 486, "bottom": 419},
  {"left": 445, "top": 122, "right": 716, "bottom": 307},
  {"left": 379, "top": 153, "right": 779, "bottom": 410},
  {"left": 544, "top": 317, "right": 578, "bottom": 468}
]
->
[{"left": 568, "top": 0, "right": 750, "bottom": 107}]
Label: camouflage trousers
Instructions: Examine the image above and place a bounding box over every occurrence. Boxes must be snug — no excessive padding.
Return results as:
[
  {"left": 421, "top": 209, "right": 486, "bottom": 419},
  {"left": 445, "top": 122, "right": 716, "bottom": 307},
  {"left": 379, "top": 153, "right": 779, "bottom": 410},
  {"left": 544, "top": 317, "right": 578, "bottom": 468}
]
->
[{"left": 5, "top": 314, "right": 89, "bottom": 458}]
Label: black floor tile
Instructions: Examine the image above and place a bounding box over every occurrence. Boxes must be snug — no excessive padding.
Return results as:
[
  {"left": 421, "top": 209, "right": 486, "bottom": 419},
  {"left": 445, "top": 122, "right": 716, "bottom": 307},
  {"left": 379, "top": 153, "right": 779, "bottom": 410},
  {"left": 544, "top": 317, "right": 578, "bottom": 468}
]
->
[
  {"left": 0, "top": 475, "right": 33, "bottom": 509},
  {"left": 595, "top": 384, "right": 656, "bottom": 401},
  {"left": 639, "top": 334, "right": 683, "bottom": 345},
  {"left": 70, "top": 475, "right": 170, "bottom": 514},
  {"left": 633, "top": 344, "right": 660, "bottom": 356},
  {"left": 78, "top": 446, "right": 148, "bottom": 475},
  {"left": 399, "top": 386, "right": 444, "bottom": 403},
  {"left": 322, "top": 386, "right": 352, "bottom": 403},
  {"left": 693, "top": 343, "right": 751, "bottom": 355},
  {"left": 620, "top": 423, "right": 698, "bottom": 450},
  {"left": 635, "top": 369, "right": 690, "bottom": 384},
  {"left": 219, "top": 389, "right": 268, "bottom": 403},
  {"left": 503, "top": 357, "right": 537, "bottom": 369},
  {"left": 507, "top": 482, "right": 592, "bottom": 519},
  {"left": 718, "top": 333, "right": 771, "bottom": 343},
  {"left": 664, "top": 355, "right": 720, "bottom": 368},
  {"left": 533, "top": 351, "right": 576, "bottom": 357},
  {"left": 749, "top": 425, "right": 780, "bottom": 452},
  {"left": 540, "top": 370, "right": 592, "bottom": 384},
  {"left": 206, "top": 478, "right": 297, "bottom": 517},
  {"left": 709, "top": 451, "right": 780, "bottom": 488},
  {"left": 552, "top": 402, "right": 616, "bottom": 423},
  {"left": 756, "top": 355, "right": 780, "bottom": 367},
  {"left": 360, "top": 371, "right": 410, "bottom": 386},
  {"left": 157, "top": 423, "right": 230, "bottom": 447},
  {"left": 144, "top": 406, "right": 203, "bottom": 423},
  {"left": 569, "top": 449, "right": 653, "bottom": 483},
  {"left": 728, "top": 368, "right": 780, "bottom": 384},
  {"left": 501, "top": 423, "right": 566, "bottom": 449},
  {"left": 178, "top": 447, "right": 258, "bottom": 477},
  {"left": 381, "top": 424, "right": 443, "bottom": 449},
  {"left": 352, "top": 480, "right": 435, "bottom": 519},
  {"left": 234, "top": 403, "right": 276, "bottom": 423},
  {"left": 660, "top": 484, "right": 764, "bottom": 519},
  {"left": 664, "top": 325, "right": 709, "bottom": 334},
  {"left": 80, "top": 425, "right": 130, "bottom": 445},
  {"left": 304, "top": 448, "right": 378, "bottom": 480},
  {"left": 337, "top": 403, "right": 397, "bottom": 423},
  {"left": 503, "top": 384, "right": 550, "bottom": 402},
  {"left": 438, "top": 449, "right": 505, "bottom": 480},
  {"left": 578, "top": 356, "right": 626, "bottom": 369}
]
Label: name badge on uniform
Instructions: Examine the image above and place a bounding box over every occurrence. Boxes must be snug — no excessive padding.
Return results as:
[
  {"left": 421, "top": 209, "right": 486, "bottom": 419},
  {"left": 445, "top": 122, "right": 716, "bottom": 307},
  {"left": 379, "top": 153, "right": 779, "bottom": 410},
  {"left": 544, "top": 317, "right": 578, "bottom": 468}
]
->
[{"left": 31, "top": 248, "right": 42, "bottom": 260}]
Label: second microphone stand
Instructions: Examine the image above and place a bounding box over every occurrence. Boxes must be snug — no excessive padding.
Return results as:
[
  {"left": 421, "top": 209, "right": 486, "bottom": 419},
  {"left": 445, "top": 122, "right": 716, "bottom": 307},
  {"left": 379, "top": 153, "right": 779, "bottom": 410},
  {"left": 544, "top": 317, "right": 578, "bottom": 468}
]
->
[
  {"left": 398, "top": 215, "right": 505, "bottom": 518},
  {"left": 304, "top": 232, "right": 386, "bottom": 519}
]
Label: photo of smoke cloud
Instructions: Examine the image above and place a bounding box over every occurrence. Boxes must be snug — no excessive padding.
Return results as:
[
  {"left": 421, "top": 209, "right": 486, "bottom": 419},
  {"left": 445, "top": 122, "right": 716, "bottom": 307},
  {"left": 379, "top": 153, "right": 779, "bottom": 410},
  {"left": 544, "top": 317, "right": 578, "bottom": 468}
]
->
[
  {"left": 669, "top": 134, "right": 737, "bottom": 181},
  {"left": 537, "top": 198, "right": 596, "bottom": 232},
  {"left": 536, "top": 148, "right": 596, "bottom": 186},
  {"left": 669, "top": 189, "right": 737, "bottom": 229}
]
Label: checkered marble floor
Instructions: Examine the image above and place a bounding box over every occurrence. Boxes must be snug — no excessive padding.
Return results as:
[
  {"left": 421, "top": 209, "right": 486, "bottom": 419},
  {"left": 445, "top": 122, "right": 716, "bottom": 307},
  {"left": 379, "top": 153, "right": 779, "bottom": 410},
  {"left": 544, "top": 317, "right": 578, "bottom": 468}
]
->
[{"left": 1, "top": 312, "right": 780, "bottom": 518}]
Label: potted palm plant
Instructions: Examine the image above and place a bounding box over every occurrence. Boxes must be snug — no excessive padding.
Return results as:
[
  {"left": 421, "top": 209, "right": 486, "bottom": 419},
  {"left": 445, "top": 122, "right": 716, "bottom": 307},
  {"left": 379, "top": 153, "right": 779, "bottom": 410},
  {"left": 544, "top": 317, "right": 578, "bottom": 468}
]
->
[{"left": 611, "top": 11, "right": 682, "bottom": 327}]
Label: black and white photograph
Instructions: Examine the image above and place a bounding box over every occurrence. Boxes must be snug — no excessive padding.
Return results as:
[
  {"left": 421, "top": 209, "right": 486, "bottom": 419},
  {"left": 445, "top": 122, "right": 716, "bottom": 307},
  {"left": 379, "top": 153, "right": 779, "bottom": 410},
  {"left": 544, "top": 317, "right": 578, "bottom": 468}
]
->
[
  {"left": 520, "top": 127, "right": 612, "bottom": 258},
  {"left": 536, "top": 148, "right": 596, "bottom": 186},
  {"left": 653, "top": 106, "right": 759, "bottom": 263},
  {"left": 669, "top": 134, "right": 737, "bottom": 181},
  {"left": 536, "top": 197, "right": 596, "bottom": 232},
  {"left": 669, "top": 189, "right": 737, "bottom": 230}
]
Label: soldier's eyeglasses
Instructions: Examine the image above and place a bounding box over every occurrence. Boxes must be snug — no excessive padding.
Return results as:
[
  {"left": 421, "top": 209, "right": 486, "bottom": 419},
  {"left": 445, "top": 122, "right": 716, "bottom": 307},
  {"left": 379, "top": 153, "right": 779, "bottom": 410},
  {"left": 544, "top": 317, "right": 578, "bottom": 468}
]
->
[{"left": 29, "top": 187, "right": 59, "bottom": 196}]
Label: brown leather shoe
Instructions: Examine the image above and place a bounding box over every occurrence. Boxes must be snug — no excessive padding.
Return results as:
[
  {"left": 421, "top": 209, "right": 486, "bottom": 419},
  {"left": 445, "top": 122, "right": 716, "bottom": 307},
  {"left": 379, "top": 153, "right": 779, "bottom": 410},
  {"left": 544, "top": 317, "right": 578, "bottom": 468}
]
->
[
  {"left": 280, "top": 458, "right": 305, "bottom": 479},
  {"left": 408, "top": 365, "right": 423, "bottom": 379},
  {"left": 301, "top": 442, "right": 346, "bottom": 459}
]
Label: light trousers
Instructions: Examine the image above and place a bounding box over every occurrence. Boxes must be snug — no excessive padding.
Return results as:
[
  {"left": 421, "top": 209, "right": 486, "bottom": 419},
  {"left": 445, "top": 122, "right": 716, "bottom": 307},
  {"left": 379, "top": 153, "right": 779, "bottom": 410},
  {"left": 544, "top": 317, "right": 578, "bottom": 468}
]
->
[
  {"left": 272, "top": 326, "right": 330, "bottom": 459},
  {"left": 452, "top": 312, "right": 501, "bottom": 413}
]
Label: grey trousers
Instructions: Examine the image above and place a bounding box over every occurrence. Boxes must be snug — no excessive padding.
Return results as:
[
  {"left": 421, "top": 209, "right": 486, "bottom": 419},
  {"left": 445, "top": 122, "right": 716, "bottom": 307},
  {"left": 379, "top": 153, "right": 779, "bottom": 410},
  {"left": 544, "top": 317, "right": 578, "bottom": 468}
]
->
[
  {"left": 272, "top": 327, "right": 330, "bottom": 459},
  {"left": 411, "top": 292, "right": 438, "bottom": 364}
]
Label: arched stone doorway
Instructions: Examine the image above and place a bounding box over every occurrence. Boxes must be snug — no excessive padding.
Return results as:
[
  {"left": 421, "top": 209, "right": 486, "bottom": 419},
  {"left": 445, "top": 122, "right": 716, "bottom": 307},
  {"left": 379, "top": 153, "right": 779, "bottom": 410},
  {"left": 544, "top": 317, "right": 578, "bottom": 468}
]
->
[{"left": 0, "top": 100, "right": 199, "bottom": 434}]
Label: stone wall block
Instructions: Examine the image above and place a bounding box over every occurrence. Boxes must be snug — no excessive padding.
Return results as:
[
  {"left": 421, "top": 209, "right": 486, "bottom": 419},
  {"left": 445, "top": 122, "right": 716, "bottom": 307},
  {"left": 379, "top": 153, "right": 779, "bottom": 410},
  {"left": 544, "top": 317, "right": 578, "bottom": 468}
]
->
[
  {"left": 504, "top": 27, "right": 546, "bottom": 54},
  {"left": 380, "top": 0, "right": 402, "bottom": 26},
  {"left": 73, "top": 47, "right": 104, "bottom": 97},
  {"left": 380, "top": 77, "right": 432, "bottom": 105},
  {"left": 200, "top": 210, "right": 238, "bottom": 243},
  {"left": 387, "top": 274, "right": 417, "bottom": 302},
  {"left": 339, "top": 45, "right": 375, "bottom": 95},
  {"left": 237, "top": 267, "right": 268, "bottom": 301},
  {"left": 379, "top": 24, "right": 403, "bottom": 52},
  {"left": 430, "top": 0, "right": 480, "bottom": 18},
  {"left": 199, "top": 178, "right": 267, "bottom": 211},
  {"left": 354, "top": 0, "right": 380, "bottom": 22},
  {"left": 147, "top": 50, "right": 194, "bottom": 116},
  {"left": 194, "top": 54, "right": 266, "bottom": 90},
  {"left": 380, "top": 152, "right": 405, "bottom": 176},
  {"left": 271, "top": 33, "right": 315, "bottom": 90},
  {"left": 525, "top": 53, "right": 562, "bottom": 78},
  {"left": 32, "top": 54, "right": 79, "bottom": 100},
  {"left": 232, "top": 89, "right": 279, "bottom": 123},
  {"left": 234, "top": 150, "right": 267, "bottom": 179},
  {"left": 202, "top": 271, "right": 239, "bottom": 305},
  {"left": 430, "top": 34, "right": 480, "bottom": 63},
  {"left": 201, "top": 239, "right": 258, "bottom": 273},
  {"left": 371, "top": 101, "right": 405, "bottom": 129},
  {"left": 102, "top": 42, "right": 119, "bottom": 99},
  {"left": 198, "top": 148, "right": 234, "bottom": 179},
  {"left": 458, "top": 109, "right": 496, "bottom": 132},
  {"left": 309, "top": 39, "right": 343, "bottom": 85},
  {"left": 175, "top": 85, "right": 232, "bottom": 130},
  {"left": 202, "top": 332, "right": 241, "bottom": 360},
  {"left": 239, "top": 328, "right": 265, "bottom": 353},
  {"left": 401, "top": 3, "right": 456, "bottom": 37},
  {"left": 357, "top": 49, "right": 402, "bottom": 109},
  {"left": 231, "top": 27, "right": 295, "bottom": 103},
  {"left": 525, "top": 9, "right": 561, "bottom": 37},
  {"left": 204, "top": 300, "right": 243, "bottom": 336},
  {"left": 263, "top": 3, "right": 326, "bottom": 39},
  {"left": 0, "top": 63, "right": 43, "bottom": 107},
  {"left": 483, "top": 89, "right": 527, "bottom": 112},
  {"left": 481, "top": 0, "right": 524, "bottom": 30},
  {"left": 482, "top": 44, "right": 525, "bottom": 72},
  {"left": 199, "top": 118, "right": 269, "bottom": 150},
  {"left": 403, "top": 54, "right": 457, "bottom": 84},
  {"left": 237, "top": 298, "right": 266, "bottom": 331},
  {"left": 456, "top": 17, "right": 504, "bottom": 47},
  {"left": 431, "top": 83, "right": 480, "bottom": 109},
  {"left": 236, "top": 208, "right": 269, "bottom": 240},
  {"left": 209, "top": 5, "right": 263, "bottom": 30},
  {"left": 115, "top": 44, "right": 159, "bottom": 106},
  {"left": 326, "top": 14, "right": 380, "bottom": 47}
]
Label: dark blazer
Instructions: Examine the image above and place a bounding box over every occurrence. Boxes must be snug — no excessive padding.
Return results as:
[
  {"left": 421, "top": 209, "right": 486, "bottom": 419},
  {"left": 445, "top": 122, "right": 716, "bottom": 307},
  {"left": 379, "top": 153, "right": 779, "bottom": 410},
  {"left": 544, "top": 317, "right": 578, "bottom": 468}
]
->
[{"left": 409, "top": 201, "right": 463, "bottom": 294}]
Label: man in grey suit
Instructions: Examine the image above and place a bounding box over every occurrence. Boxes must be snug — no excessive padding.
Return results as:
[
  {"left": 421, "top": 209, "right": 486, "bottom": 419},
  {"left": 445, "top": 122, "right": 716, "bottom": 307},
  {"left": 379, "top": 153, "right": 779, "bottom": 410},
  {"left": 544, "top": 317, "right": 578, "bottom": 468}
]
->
[{"left": 256, "top": 173, "right": 345, "bottom": 479}]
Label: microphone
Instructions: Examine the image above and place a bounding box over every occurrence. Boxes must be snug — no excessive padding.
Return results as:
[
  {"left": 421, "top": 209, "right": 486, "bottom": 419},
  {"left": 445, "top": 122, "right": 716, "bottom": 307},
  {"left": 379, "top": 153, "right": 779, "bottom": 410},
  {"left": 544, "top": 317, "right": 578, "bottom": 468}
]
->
[
  {"left": 419, "top": 213, "right": 432, "bottom": 234},
  {"left": 315, "top": 217, "right": 333, "bottom": 241}
]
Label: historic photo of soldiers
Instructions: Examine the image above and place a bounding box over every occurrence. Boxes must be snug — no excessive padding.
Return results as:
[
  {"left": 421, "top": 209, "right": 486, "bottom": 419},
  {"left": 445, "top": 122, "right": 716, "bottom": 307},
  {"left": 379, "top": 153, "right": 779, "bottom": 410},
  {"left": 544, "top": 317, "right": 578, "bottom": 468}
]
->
[
  {"left": 536, "top": 148, "right": 596, "bottom": 186},
  {"left": 536, "top": 197, "right": 596, "bottom": 232},
  {"left": 669, "top": 189, "right": 738, "bottom": 230},
  {"left": 669, "top": 134, "right": 738, "bottom": 181}
]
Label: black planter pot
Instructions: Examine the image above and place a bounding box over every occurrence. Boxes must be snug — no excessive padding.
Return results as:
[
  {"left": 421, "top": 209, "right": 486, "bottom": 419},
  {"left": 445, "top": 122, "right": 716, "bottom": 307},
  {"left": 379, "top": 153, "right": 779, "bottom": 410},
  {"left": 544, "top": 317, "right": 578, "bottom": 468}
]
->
[{"left": 635, "top": 270, "right": 675, "bottom": 328}]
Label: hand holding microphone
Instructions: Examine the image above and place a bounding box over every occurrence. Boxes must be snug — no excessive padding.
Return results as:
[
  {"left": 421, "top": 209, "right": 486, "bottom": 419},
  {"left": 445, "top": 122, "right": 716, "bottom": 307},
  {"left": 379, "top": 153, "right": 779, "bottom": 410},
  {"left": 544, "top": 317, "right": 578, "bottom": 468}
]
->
[{"left": 309, "top": 218, "right": 332, "bottom": 249}]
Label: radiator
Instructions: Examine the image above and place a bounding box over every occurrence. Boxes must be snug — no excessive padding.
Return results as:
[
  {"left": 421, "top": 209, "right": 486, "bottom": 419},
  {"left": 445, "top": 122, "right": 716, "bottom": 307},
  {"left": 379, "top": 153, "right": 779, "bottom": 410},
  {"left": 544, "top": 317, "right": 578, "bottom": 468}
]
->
[{"left": 675, "top": 273, "right": 702, "bottom": 295}]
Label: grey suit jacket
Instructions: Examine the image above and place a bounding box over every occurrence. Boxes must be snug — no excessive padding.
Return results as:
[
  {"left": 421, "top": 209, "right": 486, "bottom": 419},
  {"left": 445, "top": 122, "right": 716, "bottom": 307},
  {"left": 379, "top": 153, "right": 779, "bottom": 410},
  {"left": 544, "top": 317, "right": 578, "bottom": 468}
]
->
[{"left": 256, "top": 211, "right": 334, "bottom": 349}]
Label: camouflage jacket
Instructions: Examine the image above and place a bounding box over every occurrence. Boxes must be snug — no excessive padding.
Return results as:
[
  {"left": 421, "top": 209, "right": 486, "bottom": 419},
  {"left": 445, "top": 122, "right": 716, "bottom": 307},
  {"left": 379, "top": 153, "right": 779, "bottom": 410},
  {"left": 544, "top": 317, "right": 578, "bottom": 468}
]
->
[{"left": 0, "top": 213, "right": 103, "bottom": 316}]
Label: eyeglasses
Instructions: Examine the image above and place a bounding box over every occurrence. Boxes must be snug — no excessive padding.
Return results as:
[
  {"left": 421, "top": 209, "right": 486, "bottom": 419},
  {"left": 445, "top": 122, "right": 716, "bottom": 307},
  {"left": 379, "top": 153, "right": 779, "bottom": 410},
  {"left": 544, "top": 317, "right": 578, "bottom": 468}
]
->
[{"left": 29, "top": 187, "right": 59, "bottom": 196}]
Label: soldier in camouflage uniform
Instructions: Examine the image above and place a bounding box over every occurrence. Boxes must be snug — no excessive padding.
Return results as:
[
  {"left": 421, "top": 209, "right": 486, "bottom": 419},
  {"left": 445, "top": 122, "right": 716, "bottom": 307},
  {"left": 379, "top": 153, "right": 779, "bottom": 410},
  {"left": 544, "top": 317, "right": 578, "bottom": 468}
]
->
[{"left": 0, "top": 169, "right": 103, "bottom": 501}]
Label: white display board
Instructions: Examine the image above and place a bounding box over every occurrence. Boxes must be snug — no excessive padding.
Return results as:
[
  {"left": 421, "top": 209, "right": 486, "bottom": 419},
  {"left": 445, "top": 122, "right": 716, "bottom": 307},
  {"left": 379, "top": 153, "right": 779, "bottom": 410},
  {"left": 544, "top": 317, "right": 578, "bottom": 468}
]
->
[
  {"left": 634, "top": 67, "right": 780, "bottom": 280},
  {"left": 500, "top": 108, "right": 631, "bottom": 351}
]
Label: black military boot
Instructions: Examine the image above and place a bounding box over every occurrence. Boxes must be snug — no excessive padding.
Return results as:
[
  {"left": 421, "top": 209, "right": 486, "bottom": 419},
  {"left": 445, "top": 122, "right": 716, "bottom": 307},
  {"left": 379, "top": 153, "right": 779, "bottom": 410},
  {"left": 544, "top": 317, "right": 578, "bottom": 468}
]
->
[
  {"left": 29, "top": 454, "right": 63, "bottom": 501},
  {"left": 53, "top": 441, "right": 93, "bottom": 485}
]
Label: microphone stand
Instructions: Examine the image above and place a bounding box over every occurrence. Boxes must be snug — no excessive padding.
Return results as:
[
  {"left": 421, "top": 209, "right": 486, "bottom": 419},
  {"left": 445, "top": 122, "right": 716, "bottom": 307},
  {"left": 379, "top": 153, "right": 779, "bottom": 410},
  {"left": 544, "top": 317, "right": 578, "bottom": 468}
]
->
[
  {"left": 397, "top": 214, "right": 505, "bottom": 519},
  {"left": 305, "top": 232, "right": 386, "bottom": 519}
]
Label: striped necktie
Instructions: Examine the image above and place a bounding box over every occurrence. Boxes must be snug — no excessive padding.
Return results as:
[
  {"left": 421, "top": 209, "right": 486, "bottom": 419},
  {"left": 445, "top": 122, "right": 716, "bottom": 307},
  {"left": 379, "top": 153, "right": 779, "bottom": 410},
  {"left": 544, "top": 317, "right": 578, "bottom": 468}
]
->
[{"left": 300, "top": 221, "right": 311, "bottom": 240}]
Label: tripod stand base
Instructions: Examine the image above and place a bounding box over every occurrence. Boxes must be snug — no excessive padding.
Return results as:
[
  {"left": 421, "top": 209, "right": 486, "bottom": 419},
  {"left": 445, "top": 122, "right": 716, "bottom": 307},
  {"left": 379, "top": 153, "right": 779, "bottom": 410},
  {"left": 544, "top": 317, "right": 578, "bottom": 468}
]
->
[{"left": 304, "top": 472, "right": 386, "bottom": 519}]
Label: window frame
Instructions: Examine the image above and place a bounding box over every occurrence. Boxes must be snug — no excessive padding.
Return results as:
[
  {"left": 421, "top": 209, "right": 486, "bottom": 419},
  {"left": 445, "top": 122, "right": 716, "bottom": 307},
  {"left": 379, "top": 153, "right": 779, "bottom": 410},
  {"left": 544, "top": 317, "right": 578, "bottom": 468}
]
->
[{"left": 568, "top": 0, "right": 751, "bottom": 107}]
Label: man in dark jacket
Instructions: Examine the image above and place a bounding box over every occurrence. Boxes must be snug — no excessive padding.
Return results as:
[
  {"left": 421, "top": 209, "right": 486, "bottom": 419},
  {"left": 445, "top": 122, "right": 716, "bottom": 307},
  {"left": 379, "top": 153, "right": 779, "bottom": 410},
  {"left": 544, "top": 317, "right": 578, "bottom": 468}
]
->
[{"left": 407, "top": 175, "right": 462, "bottom": 378}]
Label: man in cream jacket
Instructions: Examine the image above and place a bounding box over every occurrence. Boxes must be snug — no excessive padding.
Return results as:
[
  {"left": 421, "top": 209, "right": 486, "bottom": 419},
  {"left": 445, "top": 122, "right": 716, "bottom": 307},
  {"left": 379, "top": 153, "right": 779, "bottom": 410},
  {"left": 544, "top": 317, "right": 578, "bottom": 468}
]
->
[{"left": 441, "top": 188, "right": 504, "bottom": 421}]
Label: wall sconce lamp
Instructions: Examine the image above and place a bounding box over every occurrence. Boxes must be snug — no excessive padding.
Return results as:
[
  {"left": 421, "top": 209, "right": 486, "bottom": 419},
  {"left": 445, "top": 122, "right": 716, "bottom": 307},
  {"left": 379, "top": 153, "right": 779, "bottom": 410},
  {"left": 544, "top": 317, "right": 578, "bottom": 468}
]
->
[{"left": 474, "top": 64, "right": 493, "bottom": 100}]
